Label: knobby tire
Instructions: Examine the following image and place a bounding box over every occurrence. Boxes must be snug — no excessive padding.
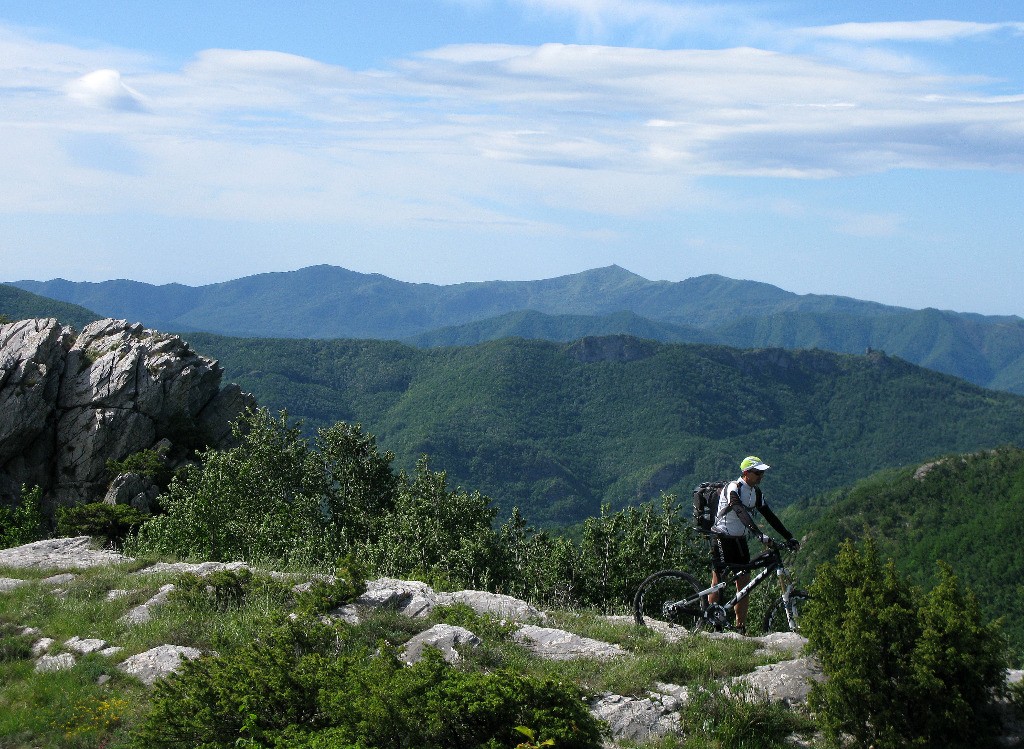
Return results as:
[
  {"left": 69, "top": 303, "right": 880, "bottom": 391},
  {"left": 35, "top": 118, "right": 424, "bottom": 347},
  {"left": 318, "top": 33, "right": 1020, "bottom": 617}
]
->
[{"left": 633, "top": 569, "right": 706, "bottom": 630}]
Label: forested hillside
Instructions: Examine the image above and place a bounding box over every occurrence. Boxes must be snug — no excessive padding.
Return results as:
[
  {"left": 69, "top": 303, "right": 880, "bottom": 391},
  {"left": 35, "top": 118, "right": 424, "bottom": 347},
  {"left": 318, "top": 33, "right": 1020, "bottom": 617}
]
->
[
  {"left": 183, "top": 332, "right": 1024, "bottom": 527},
  {"left": 783, "top": 446, "right": 1024, "bottom": 654},
  {"left": 0, "top": 285, "right": 99, "bottom": 329},
  {"left": 13, "top": 265, "right": 1024, "bottom": 394}
]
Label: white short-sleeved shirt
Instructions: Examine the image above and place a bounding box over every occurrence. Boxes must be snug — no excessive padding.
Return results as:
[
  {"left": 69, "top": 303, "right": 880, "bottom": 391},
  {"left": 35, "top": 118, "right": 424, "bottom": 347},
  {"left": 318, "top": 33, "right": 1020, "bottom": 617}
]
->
[{"left": 710, "top": 478, "right": 761, "bottom": 537}]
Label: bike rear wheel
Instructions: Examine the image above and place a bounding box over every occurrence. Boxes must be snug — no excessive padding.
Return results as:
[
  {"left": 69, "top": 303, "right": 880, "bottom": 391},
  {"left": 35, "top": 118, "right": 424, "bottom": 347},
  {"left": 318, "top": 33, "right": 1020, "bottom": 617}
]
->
[
  {"left": 633, "top": 570, "right": 706, "bottom": 630},
  {"left": 762, "top": 590, "right": 810, "bottom": 633}
]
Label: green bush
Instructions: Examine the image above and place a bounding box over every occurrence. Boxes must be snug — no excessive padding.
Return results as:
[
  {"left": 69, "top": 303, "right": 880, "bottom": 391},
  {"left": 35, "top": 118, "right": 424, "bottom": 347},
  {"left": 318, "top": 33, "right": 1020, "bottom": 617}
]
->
[
  {"left": 0, "top": 485, "right": 47, "bottom": 548},
  {"left": 292, "top": 566, "right": 366, "bottom": 618},
  {"left": 132, "top": 617, "right": 604, "bottom": 749},
  {"left": 56, "top": 502, "right": 148, "bottom": 546},
  {"left": 0, "top": 623, "right": 34, "bottom": 662},
  {"left": 676, "top": 681, "right": 815, "bottom": 749},
  {"left": 106, "top": 448, "right": 174, "bottom": 489},
  {"left": 803, "top": 538, "right": 1009, "bottom": 748}
]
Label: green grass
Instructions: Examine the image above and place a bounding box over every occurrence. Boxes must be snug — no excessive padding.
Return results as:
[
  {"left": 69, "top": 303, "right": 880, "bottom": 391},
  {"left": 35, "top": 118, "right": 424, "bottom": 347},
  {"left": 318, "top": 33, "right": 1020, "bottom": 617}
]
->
[{"left": 0, "top": 562, "right": 805, "bottom": 749}]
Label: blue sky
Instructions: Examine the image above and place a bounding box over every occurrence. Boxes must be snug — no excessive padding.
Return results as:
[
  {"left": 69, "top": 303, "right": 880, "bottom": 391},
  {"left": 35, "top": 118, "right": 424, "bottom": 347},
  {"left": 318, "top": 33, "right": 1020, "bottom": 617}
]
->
[{"left": 1, "top": 1, "right": 1022, "bottom": 316}]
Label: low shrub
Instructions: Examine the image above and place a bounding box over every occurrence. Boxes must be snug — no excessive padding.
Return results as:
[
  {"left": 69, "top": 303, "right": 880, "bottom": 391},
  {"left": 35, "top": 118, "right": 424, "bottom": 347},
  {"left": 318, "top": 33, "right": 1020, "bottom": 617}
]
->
[
  {"left": 676, "top": 681, "right": 815, "bottom": 749},
  {"left": 56, "top": 502, "right": 148, "bottom": 547},
  {"left": 132, "top": 617, "right": 605, "bottom": 749},
  {"left": 0, "top": 485, "right": 47, "bottom": 547}
]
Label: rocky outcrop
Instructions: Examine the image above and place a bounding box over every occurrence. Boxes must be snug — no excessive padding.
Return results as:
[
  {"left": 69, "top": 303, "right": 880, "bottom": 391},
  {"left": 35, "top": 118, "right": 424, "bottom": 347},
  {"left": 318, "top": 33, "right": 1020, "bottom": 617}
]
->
[{"left": 0, "top": 318, "right": 254, "bottom": 509}]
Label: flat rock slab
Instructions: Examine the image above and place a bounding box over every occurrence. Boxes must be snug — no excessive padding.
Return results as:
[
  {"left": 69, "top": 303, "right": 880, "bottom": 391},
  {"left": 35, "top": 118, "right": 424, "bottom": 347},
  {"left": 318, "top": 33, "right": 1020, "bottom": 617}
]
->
[
  {"left": 118, "top": 644, "right": 202, "bottom": 686},
  {"left": 0, "top": 537, "right": 127, "bottom": 570},
  {"left": 137, "top": 561, "right": 251, "bottom": 577},
  {"left": 402, "top": 624, "right": 482, "bottom": 665},
  {"left": 121, "top": 583, "right": 176, "bottom": 625},
  {"left": 0, "top": 577, "right": 27, "bottom": 592},
  {"left": 35, "top": 653, "right": 76, "bottom": 672},
  {"left": 64, "top": 636, "right": 109, "bottom": 654},
  {"left": 436, "top": 590, "right": 544, "bottom": 622},
  {"left": 513, "top": 624, "right": 626, "bottom": 661},
  {"left": 589, "top": 692, "right": 682, "bottom": 742},
  {"left": 733, "top": 657, "right": 824, "bottom": 706}
]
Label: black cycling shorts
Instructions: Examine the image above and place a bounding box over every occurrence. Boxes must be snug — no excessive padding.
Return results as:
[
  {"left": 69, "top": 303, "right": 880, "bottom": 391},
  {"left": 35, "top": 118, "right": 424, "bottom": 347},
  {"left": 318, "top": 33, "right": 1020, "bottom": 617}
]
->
[{"left": 711, "top": 534, "right": 750, "bottom": 573}]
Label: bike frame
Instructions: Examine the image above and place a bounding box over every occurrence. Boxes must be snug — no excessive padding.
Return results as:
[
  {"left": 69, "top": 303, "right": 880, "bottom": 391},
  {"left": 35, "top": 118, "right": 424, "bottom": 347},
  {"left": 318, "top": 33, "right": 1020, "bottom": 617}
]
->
[{"left": 679, "top": 548, "right": 798, "bottom": 623}]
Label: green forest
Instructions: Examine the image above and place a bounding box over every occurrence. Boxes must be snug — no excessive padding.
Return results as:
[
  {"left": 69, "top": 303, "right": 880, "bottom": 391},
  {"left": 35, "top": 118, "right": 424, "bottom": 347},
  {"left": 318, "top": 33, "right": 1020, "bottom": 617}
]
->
[
  {"left": 784, "top": 446, "right": 1024, "bottom": 654},
  {"left": 184, "top": 332, "right": 1024, "bottom": 527}
]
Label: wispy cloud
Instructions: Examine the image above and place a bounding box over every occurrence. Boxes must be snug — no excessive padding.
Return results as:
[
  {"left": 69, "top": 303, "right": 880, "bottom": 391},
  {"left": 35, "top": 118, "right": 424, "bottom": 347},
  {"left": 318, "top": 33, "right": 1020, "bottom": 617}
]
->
[
  {"left": 797, "top": 20, "right": 1024, "bottom": 43},
  {"left": 507, "top": 0, "right": 752, "bottom": 43},
  {"left": 2, "top": 20, "right": 1023, "bottom": 233}
]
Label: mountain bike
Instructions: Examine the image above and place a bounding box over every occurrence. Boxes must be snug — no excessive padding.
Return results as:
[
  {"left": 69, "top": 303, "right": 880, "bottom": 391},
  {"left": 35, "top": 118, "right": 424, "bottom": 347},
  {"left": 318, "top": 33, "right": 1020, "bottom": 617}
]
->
[{"left": 633, "top": 535, "right": 809, "bottom": 634}]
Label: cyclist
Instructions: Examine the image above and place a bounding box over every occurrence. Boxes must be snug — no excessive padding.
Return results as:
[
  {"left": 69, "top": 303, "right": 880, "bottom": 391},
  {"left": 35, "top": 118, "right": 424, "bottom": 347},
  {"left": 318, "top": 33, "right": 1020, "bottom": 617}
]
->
[{"left": 709, "top": 455, "right": 799, "bottom": 633}]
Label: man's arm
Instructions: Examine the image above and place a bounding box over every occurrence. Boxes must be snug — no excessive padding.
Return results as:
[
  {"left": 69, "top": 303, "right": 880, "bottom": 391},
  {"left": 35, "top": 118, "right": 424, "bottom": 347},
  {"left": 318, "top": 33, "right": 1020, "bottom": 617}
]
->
[
  {"left": 727, "top": 488, "right": 765, "bottom": 538},
  {"left": 759, "top": 503, "right": 800, "bottom": 550},
  {"left": 758, "top": 504, "right": 792, "bottom": 540}
]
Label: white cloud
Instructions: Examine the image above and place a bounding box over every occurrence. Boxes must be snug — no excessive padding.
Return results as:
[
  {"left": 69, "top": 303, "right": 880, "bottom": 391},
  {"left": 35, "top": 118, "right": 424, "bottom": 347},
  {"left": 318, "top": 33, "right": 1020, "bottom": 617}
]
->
[
  {"left": 66, "top": 69, "right": 145, "bottom": 111},
  {"left": 2, "top": 20, "right": 1024, "bottom": 236},
  {"left": 797, "top": 20, "right": 1024, "bottom": 43}
]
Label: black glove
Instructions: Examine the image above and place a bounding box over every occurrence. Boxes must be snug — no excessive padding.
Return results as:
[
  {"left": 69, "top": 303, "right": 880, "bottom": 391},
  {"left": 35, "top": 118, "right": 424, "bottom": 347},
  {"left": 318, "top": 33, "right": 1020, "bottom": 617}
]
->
[{"left": 786, "top": 538, "right": 800, "bottom": 552}]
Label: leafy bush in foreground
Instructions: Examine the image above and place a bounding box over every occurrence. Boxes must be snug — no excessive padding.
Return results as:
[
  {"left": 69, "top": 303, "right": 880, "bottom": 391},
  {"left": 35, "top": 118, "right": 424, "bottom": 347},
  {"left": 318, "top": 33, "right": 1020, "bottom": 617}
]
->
[
  {"left": 803, "top": 538, "right": 1009, "bottom": 749},
  {"left": 133, "top": 617, "right": 604, "bottom": 749}
]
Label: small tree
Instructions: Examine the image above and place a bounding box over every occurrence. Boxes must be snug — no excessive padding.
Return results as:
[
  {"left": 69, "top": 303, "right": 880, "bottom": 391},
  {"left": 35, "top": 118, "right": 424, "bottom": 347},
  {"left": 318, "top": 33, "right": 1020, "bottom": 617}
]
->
[
  {"left": 0, "top": 486, "right": 47, "bottom": 548},
  {"left": 803, "top": 538, "right": 1009, "bottom": 748}
]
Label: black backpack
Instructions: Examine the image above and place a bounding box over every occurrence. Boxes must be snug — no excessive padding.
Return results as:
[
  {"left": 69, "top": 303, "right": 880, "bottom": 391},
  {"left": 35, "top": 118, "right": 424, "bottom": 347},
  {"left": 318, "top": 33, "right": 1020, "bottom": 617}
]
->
[{"left": 692, "top": 480, "right": 762, "bottom": 532}]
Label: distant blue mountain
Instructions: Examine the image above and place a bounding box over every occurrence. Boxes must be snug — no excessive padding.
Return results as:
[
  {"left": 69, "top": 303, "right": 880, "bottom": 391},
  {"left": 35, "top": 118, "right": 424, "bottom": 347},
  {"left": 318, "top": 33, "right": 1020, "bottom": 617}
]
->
[{"left": 11, "top": 264, "right": 1024, "bottom": 394}]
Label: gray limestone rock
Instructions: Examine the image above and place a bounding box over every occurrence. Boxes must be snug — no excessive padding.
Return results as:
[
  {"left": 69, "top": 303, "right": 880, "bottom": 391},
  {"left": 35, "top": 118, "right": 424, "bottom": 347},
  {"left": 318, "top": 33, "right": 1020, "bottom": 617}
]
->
[
  {"left": 64, "top": 636, "right": 109, "bottom": 655},
  {"left": 121, "top": 584, "right": 176, "bottom": 625},
  {"left": 31, "top": 637, "right": 55, "bottom": 656},
  {"left": 0, "top": 536, "right": 127, "bottom": 569},
  {"left": 137, "top": 560, "right": 251, "bottom": 577},
  {"left": 733, "top": 657, "right": 824, "bottom": 706},
  {"left": 104, "top": 472, "right": 161, "bottom": 513},
  {"left": 35, "top": 652, "right": 76, "bottom": 672},
  {"left": 117, "top": 644, "right": 203, "bottom": 686},
  {"left": 357, "top": 578, "right": 437, "bottom": 618},
  {"left": 41, "top": 573, "right": 77, "bottom": 586},
  {"left": 589, "top": 692, "right": 682, "bottom": 742},
  {"left": 0, "top": 317, "right": 254, "bottom": 508},
  {"left": 436, "top": 590, "right": 544, "bottom": 622},
  {"left": 0, "top": 577, "right": 28, "bottom": 592},
  {"left": 513, "top": 624, "right": 626, "bottom": 661},
  {"left": 402, "top": 623, "right": 482, "bottom": 665}
]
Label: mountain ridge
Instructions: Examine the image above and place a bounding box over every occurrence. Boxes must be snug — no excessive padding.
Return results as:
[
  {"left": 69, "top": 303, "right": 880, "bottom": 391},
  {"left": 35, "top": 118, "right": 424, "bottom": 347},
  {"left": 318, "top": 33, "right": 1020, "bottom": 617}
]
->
[{"left": 8, "top": 264, "right": 1024, "bottom": 393}]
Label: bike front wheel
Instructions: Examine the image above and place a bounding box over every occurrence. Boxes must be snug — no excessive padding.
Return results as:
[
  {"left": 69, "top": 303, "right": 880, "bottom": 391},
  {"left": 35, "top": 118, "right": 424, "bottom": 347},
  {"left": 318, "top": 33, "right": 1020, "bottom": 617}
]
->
[
  {"left": 762, "top": 590, "right": 810, "bottom": 633},
  {"left": 633, "top": 570, "right": 706, "bottom": 630}
]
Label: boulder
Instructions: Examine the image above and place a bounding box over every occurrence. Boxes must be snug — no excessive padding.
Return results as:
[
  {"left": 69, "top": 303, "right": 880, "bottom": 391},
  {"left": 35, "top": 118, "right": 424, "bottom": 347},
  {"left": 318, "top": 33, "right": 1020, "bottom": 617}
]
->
[
  {"left": 0, "top": 317, "right": 255, "bottom": 509},
  {"left": 733, "top": 657, "right": 824, "bottom": 706},
  {"left": 401, "top": 624, "right": 482, "bottom": 665},
  {"left": 513, "top": 624, "right": 626, "bottom": 661},
  {"left": 0, "top": 536, "right": 126, "bottom": 569},
  {"left": 117, "top": 644, "right": 203, "bottom": 686},
  {"left": 589, "top": 692, "right": 682, "bottom": 742},
  {"left": 35, "top": 652, "right": 76, "bottom": 673},
  {"left": 436, "top": 590, "right": 544, "bottom": 622},
  {"left": 104, "top": 472, "right": 160, "bottom": 513}
]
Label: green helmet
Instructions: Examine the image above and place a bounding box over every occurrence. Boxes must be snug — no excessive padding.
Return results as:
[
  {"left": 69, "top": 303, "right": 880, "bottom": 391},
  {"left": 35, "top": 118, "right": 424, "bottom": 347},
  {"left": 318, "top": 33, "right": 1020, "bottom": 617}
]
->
[{"left": 740, "top": 456, "right": 770, "bottom": 473}]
